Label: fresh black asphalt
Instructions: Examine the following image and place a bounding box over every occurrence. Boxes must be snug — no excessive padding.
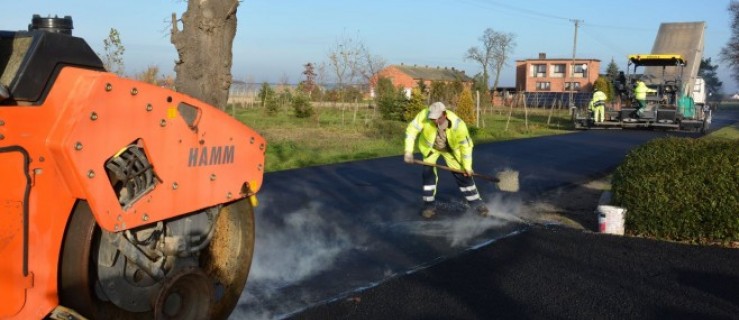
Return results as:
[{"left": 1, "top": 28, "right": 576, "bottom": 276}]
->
[
  {"left": 291, "top": 225, "right": 739, "bottom": 320},
  {"left": 232, "top": 109, "right": 738, "bottom": 319}
]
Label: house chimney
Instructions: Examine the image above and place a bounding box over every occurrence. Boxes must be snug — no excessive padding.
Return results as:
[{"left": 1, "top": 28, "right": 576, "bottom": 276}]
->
[{"left": 538, "top": 52, "right": 546, "bottom": 59}]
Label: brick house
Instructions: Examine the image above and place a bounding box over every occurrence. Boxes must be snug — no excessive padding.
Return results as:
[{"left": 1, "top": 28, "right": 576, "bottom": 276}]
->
[
  {"left": 371, "top": 64, "right": 473, "bottom": 98},
  {"left": 515, "top": 53, "right": 600, "bottom": 93}
]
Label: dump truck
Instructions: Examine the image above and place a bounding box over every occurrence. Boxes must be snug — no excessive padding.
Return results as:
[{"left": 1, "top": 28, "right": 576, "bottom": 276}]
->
[{"left": 0, "top": 15, "right": 265, "bottom": 319}]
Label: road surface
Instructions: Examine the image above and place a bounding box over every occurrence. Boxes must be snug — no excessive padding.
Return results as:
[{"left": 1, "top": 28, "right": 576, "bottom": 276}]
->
[{"left": 231, "top": 109, "right": 738, "bottom": 319}]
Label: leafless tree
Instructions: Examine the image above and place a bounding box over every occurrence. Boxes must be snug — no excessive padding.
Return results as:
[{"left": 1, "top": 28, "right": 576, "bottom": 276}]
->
[
  {"left": 170, "top": 0, "right": 238, "bottom": 110},
  {"left": 357, "top": 43, "right": 386, "bottom": 87},
  {"left": 465, "top": 28, "right": 495, "bottom": 90},
  {"left": 465, "top": 28, "right": 516, "bottom": 101},
  {"left": 490, "top": 31, "right": 516, "bottom": 96},
  {"left": 327, "top": 33, "right": 363, "bottom": 95}
]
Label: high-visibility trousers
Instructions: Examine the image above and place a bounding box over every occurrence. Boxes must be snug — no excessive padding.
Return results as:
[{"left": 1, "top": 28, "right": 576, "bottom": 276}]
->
[{"left": 420, "top": 150, "right": 483, "bottom": 206}]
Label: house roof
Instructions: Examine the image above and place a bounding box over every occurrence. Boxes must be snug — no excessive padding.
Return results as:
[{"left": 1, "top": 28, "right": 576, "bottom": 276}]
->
[{"left": 394, "top": 65, "right": 473, "bottom": 82}]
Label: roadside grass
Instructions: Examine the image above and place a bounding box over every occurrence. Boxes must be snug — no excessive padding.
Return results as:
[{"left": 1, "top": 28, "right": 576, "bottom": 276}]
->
[
  {"left": 705, "top": 122, "right": 739, "bottom": 140},
  {"left": 717, "top": 100, "right": 739, "bottom": 110},
  {"left": 704, "top": 100, "right": 739, "bottom": 141},
  {"left": 233, "top": 104, "right": 575, "bottom": 172}
]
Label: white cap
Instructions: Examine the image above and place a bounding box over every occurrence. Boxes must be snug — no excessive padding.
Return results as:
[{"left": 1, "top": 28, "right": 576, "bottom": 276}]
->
[{"left": 428, "top": 102, "right": 446, "bottom": 119}]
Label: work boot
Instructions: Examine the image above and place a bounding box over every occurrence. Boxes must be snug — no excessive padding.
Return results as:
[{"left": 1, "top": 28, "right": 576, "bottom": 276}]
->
[
  {"left": 475, "top": 204, "right": 491, "bottom": 217},
  {"left": 421, "top": 203, "right": 436, "bottom": 219}
]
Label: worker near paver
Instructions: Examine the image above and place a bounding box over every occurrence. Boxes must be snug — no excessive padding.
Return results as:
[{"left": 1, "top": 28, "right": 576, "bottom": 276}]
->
[
  {"left": 633, "top": 79, "right": 656, "bottom": 117},
  {"left": 403, "top": 102, "right": 489, "bottom": 218},
  {"left": 589, "top": 87, "right": 607, "bottom": 123}
]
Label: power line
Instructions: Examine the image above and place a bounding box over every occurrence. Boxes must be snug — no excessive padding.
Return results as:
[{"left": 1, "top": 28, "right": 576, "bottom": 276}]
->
[
  {"left": 461, "top": 0, "right": 654, "bottom": 32},
  {"left": 584, "top": 23, "right": 652, "bottom": 32},
  {"left": 459, "top": 0, "right": 570, "bottom": 22},
  {"left": 579, "top": 27, "right": 630, "bottom": 59}
]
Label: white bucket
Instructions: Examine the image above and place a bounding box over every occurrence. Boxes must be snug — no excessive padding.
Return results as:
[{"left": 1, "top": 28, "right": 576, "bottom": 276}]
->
[{"left": 596, "top": 205, "right": 626, "bottom": 235}]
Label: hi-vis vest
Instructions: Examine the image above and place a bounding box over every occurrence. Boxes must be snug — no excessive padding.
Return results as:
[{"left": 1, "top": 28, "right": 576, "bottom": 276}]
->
[
  {"left": 589, "top": 90, "right": 607, "bottom": 109},
  {"left": 634, "top": 81, "right": 656, "bottom": 100},
  {"left": 404, "top": 109, "right": 474, "bottom": 171}
]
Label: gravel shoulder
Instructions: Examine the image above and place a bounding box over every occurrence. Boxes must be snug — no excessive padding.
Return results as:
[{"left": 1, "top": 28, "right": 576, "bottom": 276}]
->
[{"left": 522, "top": 176, "right": 611, "bottom": 232}]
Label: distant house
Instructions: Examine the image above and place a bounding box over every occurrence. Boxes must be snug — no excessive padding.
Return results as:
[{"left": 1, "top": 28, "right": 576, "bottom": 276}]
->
[
  {"left": 371, "top": 64, "right": 473, "bottom": 98},
  {"left": 515, "top": 53, "right": 600, "bottom": 92}
]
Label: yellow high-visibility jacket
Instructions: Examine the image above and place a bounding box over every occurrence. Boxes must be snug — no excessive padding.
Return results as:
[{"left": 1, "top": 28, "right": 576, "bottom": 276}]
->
[
  {"left": 404, "top": 109, "right": 474, "bottom": 171},
  {"left": 589, "top": 90, "right": 607, "bottom": 110},
  {"left": 634, "top": 81, "right": 656, "bottom": 100}
]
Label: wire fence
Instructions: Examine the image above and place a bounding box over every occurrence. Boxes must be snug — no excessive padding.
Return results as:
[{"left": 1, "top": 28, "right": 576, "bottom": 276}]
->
[{"left": 228, "top": 82, "right": 596, "bottom": 110}]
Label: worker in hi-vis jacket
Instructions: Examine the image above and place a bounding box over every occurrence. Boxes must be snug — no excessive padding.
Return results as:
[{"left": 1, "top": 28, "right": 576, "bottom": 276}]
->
[
  {"left": 589, "top": 87, "right": 607, "bottom": 123},
  {"left": 403, "top": 102, "right": 489, "bottom": 218},
  {"left": 633, "top": 79, "right": 656, "bottom": 117}
]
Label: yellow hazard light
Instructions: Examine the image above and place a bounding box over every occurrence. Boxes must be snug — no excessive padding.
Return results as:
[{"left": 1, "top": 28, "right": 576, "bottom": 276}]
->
[{"left": 248, "top": 194, "right": 259, "bottom": 207}]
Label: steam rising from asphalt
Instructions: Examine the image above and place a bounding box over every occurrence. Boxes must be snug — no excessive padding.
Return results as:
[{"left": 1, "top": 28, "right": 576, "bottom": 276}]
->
[
  {"left": 387, "top": 193, "right": 522, "bottom": 247},
  {"left": 233, "top": 199, "right": 352, "bottom": 320},
  {"left": 232, "top": 189, "right": 523, "bottom": 319},
  {"left": 248, "top": 201, "right": 351, "bottom": 284}
]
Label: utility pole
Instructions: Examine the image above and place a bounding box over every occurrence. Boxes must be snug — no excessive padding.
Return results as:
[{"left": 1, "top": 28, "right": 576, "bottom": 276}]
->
[{"left": 569, "top": 19, "right": 582, "bottom": 109}]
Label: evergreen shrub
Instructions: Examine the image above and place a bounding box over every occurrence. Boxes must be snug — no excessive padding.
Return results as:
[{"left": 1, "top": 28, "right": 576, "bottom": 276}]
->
[{"left": 612, "top": 137, "right": 739, "bottom": 244}]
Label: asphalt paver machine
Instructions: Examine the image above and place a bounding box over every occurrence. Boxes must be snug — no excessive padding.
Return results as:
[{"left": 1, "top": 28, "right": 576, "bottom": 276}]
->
[{"left": 573, "top": 54, "right": 709, "bottom": 132}]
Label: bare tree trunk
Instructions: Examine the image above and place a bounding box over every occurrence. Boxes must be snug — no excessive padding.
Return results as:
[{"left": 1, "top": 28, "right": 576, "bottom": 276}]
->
[{"left": 171, "top": 0, "right": 238, "bottom": 110}]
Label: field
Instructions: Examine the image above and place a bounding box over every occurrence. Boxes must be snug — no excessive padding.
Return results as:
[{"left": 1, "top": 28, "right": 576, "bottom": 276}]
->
[{"left": 232, "top": 102, "right": 575, "bottom": 172}]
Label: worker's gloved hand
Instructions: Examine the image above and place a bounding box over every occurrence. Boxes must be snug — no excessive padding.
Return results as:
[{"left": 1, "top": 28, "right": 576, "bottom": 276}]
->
[
  {"left": 464, "top": 168, "right": 474, "bottom": 176},
  {"left": 404, "top": 153, "right": 414, "bottom": 164}
]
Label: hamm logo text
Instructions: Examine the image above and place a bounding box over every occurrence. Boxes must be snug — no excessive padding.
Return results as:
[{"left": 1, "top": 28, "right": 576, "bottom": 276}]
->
[{"left": 188, "top": 145, "right": 235, "bottom": 167}]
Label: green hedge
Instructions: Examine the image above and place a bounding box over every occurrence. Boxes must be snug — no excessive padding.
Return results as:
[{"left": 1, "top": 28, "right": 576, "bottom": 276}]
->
[{"left": 612, "top": 137, "right": 739, "bottom": 244}]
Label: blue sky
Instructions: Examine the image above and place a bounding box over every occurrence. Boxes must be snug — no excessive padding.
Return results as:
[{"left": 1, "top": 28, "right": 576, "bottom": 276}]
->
[{"left": 4, "top": 0, "right": 736, "bottom": 92}]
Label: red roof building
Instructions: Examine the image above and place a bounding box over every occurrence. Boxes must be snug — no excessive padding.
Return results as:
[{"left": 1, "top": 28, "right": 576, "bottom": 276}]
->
[{"left": 371, "top": 64, "right": 473, "bottom": 98}]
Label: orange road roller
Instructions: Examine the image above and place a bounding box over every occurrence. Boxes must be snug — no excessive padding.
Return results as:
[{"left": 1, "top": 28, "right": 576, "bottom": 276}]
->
[{"left": 0, "top": 15, "right": 265, "bottom": 319}]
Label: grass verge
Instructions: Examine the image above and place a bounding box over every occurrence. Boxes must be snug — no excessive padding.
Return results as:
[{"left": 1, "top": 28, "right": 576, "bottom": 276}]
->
[{"left": 233, "top": 104, "right": 574, "bottom": 172}]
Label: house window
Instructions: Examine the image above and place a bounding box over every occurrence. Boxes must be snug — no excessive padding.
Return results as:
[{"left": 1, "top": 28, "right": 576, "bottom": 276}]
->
[
  {"left": 551, "top": 64, "right": 565, "bottom": 78},
  {"left": 564, "top": 82, "right": 581, "bottom": 91},
  {"left": 531, "top": 64, "right": 546, "bottom": 78},
  {"left": 573, "top": 64, "right": 586, "bottom": 78},
  {"left": 536, "top": 81, "right": 551, "bottom": 91}
]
